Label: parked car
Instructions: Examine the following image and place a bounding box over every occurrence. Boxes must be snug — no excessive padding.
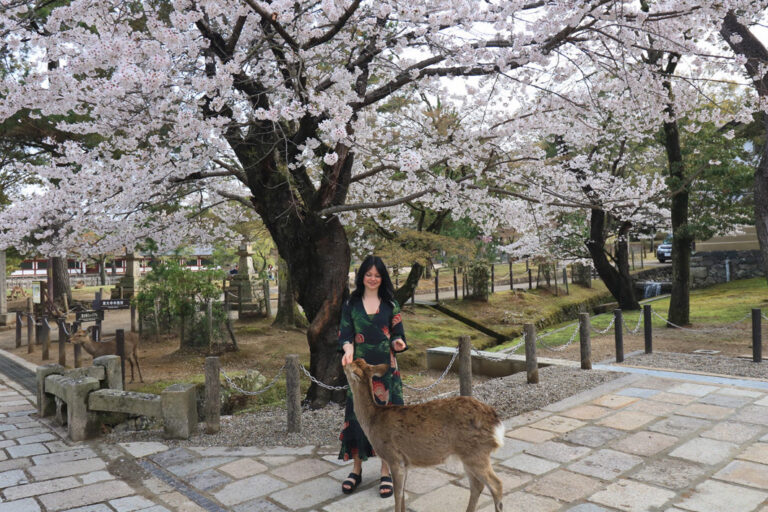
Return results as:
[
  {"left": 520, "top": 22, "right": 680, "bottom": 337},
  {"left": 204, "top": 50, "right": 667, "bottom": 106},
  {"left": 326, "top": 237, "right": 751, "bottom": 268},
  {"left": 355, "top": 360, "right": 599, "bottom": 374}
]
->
[{"left": 656, "top": 236, "right": 672, "bottom": 263}]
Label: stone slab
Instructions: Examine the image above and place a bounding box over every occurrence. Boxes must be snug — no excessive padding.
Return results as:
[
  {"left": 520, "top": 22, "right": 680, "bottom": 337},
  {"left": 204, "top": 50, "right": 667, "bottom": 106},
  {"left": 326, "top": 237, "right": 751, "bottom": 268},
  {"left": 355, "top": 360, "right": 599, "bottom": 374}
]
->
[
  {"left": 0, "top": 469, "right": 28, "bottom": 488},
  {"left": 38, "top": 480, "right": 134, "bottom": 511},
  {"left": 739, "top": 443, "right": 768, "bottom": 464},
  {"left": 185, "top": 468, "right": 232, "bottom": 491},
  {"left": 213, "top": 474, "right": 288, "bottom": 506},
  {"left": 568, "top": 449, "right": 643, "bottom": 480},
  {"left": 189, "top": 446, "right": 264, "bottom": 457},
  {"left": 270, "top": 458, "right": 335, "bottom": 483},
  {"left": 218, "top": 458, "right": 268, "bottom": 479},
  {"left": 409, "top": 484, "right": 490, "bottom": 512},
  {"left": 675, "top": 479, "right": 768, "bottom": 512},
  {"left": 669, "top": 438, "right": 738, "bottom": 465},
  {"left": 666, "top": 383, "right": 719, "bottom": 397},
  {"left": 697, "top": 393, "right": 753, "bottom": 408},
  {"left": 29, "top": 457, "right": 106, "bottom": 480},
  {"left": 166, "top": 456, "right": 237, "bottom": 477},
  {"left": 528, "top": 416, "right": 585, "bottom": 434},
  {"left": 4, "top": 476, "right": 80, "bottom": 500},
  {"left": 322, "top": 485, "right": 397, "bottom": 512},
  {"left": 630, "top": 457, "right": 706, "bottom": 489},
  {"left": 561, "top": 405, "right": 612, "bottom": 420},
  {"left": 714, "top": 460, "right": 768, "bottom": 489},
  {"left": 109, "top": 495, "right": 158, "bottom": 512},
  {"left": 6, "top": 442, "right": 48, "bottom": 458},
  {"left": 611, "top": 431, "right": 678, "bottom": 456},
  {"left": 501, "top": 454, "right": 560, "bottom": 475},
  {"left": 506, "top": 426, "right": 556, "bottom": 443},
  {"left": 525, "top": 469, "right": 601, "bottom": 502},
  {"left": 268, "top": 477, "right": 339, "bottom": 510},
  {"left": 591, "top": 394, "right": 638, "bottom": 409},
  {"left": 648, "top": 415, "right": 712, "bottom": 437},
  {"left": 677, "top": 403, "right": 734, "bottom": 420},
  {"left": 524, "top": 441, "right": 591, "bottom": 463},
  {"left": 625, "top": 399, "right": 679, "bottom": 416},
  {"left": 118, "top": 442, "right": 169, "bottom": 459},
  {"left": 563, "top": 426, "right": 624, "bottom": 448},
  {"left": 0, "top": 498, "right": 40, "bottom": 512},
  {"left": 33, "top": 447, "right": 97, "bottom": 465},
  {"left": 492, "top": 438, "right": 533, "bottom": 460},
  {"left": 649, "top": 392, "right": 697, "bottom": 405},
  {"left": 480, "top": 490, "right": 559, "bottom": 512},
  {"left": 598, "top": 411, "right": 657, "bottom": 431},
  {"left": 731, "top": 405, "right": 768, "bottom": 425},
  {"left": 589, "top": 479, "right": 675, "bottom": 512},
  {"left": 404, "top": 467, "right": 455, "bottom": 494},
  {"left": 701, "top": 421, "right": 763, "bottom": 444},
  {"left": 615, "top": 388, "right": 660, "bottom": 398}
]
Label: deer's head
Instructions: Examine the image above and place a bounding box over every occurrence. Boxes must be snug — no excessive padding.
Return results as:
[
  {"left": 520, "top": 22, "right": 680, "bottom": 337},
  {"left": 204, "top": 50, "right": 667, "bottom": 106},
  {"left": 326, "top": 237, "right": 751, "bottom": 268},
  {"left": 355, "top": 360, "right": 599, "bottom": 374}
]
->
[
  {"left": 343, "top": 359, "right": 388, "bottom": 387},
  {"left": 69, "top": 326, "right": 93, "bottom": 345}
]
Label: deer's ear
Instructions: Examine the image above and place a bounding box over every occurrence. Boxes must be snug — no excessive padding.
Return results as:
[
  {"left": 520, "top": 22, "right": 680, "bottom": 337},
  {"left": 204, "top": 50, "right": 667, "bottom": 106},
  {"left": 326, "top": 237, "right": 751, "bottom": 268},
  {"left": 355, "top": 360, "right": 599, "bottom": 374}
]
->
[{"left": 370, "top": 363, "right": 389, "bottom": 378}]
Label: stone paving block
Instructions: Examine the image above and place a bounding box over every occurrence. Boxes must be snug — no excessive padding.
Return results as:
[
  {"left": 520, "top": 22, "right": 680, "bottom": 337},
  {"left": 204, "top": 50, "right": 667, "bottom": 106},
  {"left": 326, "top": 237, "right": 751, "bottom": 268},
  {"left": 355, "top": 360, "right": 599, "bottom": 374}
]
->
[
  {"left": 563, "top": 426, "right": 624, "bottom": 448},
  {"left": 630, "top": 457, "right": 706, "bottom": 489},
  {"left": 677, "top": 403, "right": 734, "bottom": 420},
  {"left": 714, "top": 460, "right": 768, "bottom": 489},
  {"left": 16, "top": 433, "right": 57, "bottom": 445},
  {"left": 611, "top": 431, "right": 679, "bottom": 456},
  {"left": 149, "top": 447, "right": 196, "bottom": 466},
  {"left": 598, "top": 411, "right": 657, "bottom": 431},
  {"left": 525, "top": 469, "right": 602, "bottom": 501},
  {"left": 185, "top": 468, "right": 232, "bottom": 491},
  {"left": 568, "top": 449, "right": 643, "bottom": 480},
  {"left": 7, "top": 442, "right": 49, "bottom": 458},
  {"left": 142, "top": 477, "right": 174, "bottom": 495},
  {"left": 110, "top": 495, "right": 158, "bottom": 512},
  {"left": 0, "top": 468, "right": 27, "bottom": 487},
  {"left": 404, "top": 467, "right": 455, "bottom": 494},
  {"left": 270, "top": 457, "right": 335, "bottom": 483},
  {"left": 165, "top": 456, "right": 237, "bottom": 477},
  {"left": 492, "top": 438, "right": 532, "bottom": 460},
  {"left": 40, "top": 442, "right": 80, "bottom": 454},
  {"left": 524, "top": 441, "right": 591, "bottom": 463},
  {"left": 502, "top": 410, "right": 552, "bottom": 430},
  {"left": 697, "top": 393, "right": 753, "bottom": 408},
  {"left": 0, "top": 458, "right": 31, "bottom": 472},
  {"left": 33, "top": 447, "right": 97, "bottom": 465},
  {"left": 667, "top": 383, "right": 719, "bottom": 397},
  {"left": 739, "top": 443, "right": 768, "bottom": 464},
  {"left": 625, "top": 399, "right": 679, "bottom": 417},
  {"left": 501, "top": 454, "right": 560, "bottom": 475},
  {"left": 233, "top": 498, "right": 289, "bottom": 512},
  {"left": 259, "top": 455, "right": 298, "bottom": 466},
  {"left": 3, "top": 476, "right": 80, "bottom": 500},
  {"left": 262, "top": 445, "right": 314, "bottom": 456},
  {"left": 591, "top": 394, "right": 639, "bottom": 409},
  {"left": 616, "top": 388, "right": 660, "bottom": 399},
  {"left": 3, "top": 427, "right": 49, "bottom": 439},
  {"left": 135, "top": 507, "right": 170, "bottom": 512},
  {"left": 506, "top": 426, "right": 557, "bottom": 443},
  {"left": 189, "top": 446, "right": 265, "bottom": 457},
  {"left": 675, "top": 479, "right": 767, "bottom": 512},
  {"left": 0, "top": 498, "right": 40, "bottom": 512},
  {"left": 61, "top": 505, "right": 113, "bottom": 512},
  {"left": 213, "top": 473, "right": 288, "bottom": 506},
  {"left": 269, "top": 477, "right": 339, "bottom": 510},
  {"left": 479, "top": 490, "right": 559, "bottom": 512},
  {"left": 648, "top": 415, "right": 712, "bottom": 437},
  {"left": 562, "top": 405, "right": 613, "bottom": 420},
  {"left": 29, "top": 457, "right": 106, "bottom": 481},
  {"left": 409, "top": 483, "right": 491, "bottom": 512},
  {"left": 327, "top": 457, "right": 381, "bottom": 481},
  {"left": 118, "top": 442, "right": 169, "bottom": 459},
  {"left": 731, "top": 405, "right": 768, "bottom": 425},
  {"left": 529, "top": 415, "right": 585, "bottom": 433},
  {"left": 589, "top": 479, "right": 675, "bottom": 512},
  {"left": 717, "top": 388, "right": 763, "bottom": 398},
  {"left": 565, "top": 505, "right": 611, "bottom": 512},
  {"left": 669, "top": 438, "right": 737, "bottom": 465},
  {"left": 322, "top": 484, "right": 396, "bottom": 512},
  {"left": 702, "top": 421, "right": 763, "bottom": 443},
  {"left": 39, "top": 480, "right": 135, "bottom": 511},
  {"left": 80, "top": 471, "right": 115, "bottom": 485},
  {"left": 218, "top": 458, "right": 268, "bottom": 478},
  {"left": 755, "top": 396, "right": 768, "bottom": 406},
  {"left": 156, "top": 491, "right": 205, "bottom": 512}
]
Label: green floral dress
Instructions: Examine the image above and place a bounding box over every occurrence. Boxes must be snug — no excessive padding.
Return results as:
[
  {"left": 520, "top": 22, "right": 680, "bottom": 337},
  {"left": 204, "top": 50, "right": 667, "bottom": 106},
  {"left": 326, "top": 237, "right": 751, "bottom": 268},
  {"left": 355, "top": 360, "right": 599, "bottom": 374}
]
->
[{"left": 338, "top": 297, "right": 407, "bottom": 461}]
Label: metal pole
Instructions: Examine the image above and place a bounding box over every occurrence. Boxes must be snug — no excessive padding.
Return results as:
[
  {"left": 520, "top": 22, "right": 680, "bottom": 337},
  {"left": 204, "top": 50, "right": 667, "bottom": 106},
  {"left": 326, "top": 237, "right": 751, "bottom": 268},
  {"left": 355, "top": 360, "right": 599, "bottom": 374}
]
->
[
  {"left": 644, "top": 305, "right": 653, "bottom": 354},
  {"left": 579, "top": 313, "right": 591, "bottom": 370},
  {"left": 458, "top": 335, "right": 472, "bottom": 397},
  {"left": 752, "top": 308, "right": 762, "bottom": 363},
  {"left": 614, "top": 309, "right": 624, "bottom": 363},
  {"left": 528, "top": 269, "right": 532, "bottom": 290},
  {"left": 524, "top": 323, "right": 538, "bottom": 384},
  {"left": 205, "top": 357, "right": 221, "bottom": 434},
  {"left": 286, "top": 354, "right": 301, "bottom": 433}
]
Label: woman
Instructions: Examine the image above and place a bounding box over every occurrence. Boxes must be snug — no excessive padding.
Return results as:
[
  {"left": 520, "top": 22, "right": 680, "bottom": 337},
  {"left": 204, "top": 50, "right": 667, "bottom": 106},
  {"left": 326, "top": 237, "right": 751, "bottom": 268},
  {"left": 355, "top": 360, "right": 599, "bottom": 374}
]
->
[{"left": 338, "top": 255, "right": 407, "bottom": 498}]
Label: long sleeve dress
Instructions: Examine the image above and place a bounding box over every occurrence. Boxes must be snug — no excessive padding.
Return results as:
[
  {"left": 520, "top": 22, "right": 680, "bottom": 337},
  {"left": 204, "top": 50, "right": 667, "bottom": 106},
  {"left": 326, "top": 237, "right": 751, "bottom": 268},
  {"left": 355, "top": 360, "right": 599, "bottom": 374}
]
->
[{"left": 338, "top": 297, "right": 408, "bottom": 461}]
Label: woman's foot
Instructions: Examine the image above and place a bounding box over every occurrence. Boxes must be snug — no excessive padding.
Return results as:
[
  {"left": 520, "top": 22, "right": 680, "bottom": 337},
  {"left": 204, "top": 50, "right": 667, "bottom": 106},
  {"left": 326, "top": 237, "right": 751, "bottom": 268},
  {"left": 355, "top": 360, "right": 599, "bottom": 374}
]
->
[
  {"left": 379, "top": 475, "right": 393, "bottom": 498},
  {"left": 341, "top": 472, "right": 361, "bottom": 494}
]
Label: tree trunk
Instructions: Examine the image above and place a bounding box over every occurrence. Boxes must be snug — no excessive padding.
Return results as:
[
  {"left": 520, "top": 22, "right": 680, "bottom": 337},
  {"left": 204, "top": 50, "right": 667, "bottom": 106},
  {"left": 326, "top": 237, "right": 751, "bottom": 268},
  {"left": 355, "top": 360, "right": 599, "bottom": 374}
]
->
[
  {"left": 394, "top": 262, "right": 424, "bottom": 306},
  {"left": 98, "top": 255, "right": 107, "bottom": 286},
  {"left": 272, "top": 257, "right": 306, "bottom": 328},
  {"left": 51, "top": 256, "right": 71, "bottom": 307},
  {"left": 585, "top": 209, "right": 640, "bottom": 310},
  {"left": 663, "top": 115, "right": 692, "bottom": 326}
]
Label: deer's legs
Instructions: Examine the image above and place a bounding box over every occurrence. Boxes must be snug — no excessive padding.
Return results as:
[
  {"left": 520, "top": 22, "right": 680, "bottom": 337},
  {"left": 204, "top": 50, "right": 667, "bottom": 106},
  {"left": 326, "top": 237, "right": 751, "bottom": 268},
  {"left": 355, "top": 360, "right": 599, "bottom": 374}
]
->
[
  {"left": 133, "top": 351, "right": 143, "bottom": 382},
  {"left": 464, "top": 459, "right": 503, "bottom": 512},
  {"left": 127, "top": 358, "right": 135, "bottom": 383},
  {"left": 389, "top": 462, "right": 407, "bottom": 512},
  {"left": 463, "top": 468, "right": 485, "bottom": 512}
]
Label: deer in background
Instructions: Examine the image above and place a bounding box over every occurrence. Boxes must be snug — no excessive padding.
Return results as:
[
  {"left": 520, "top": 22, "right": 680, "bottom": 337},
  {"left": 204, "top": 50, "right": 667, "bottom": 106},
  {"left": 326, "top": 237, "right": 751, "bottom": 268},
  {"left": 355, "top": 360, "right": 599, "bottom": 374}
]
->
[
  {"left": 344, "top": 359, "right": 504, "bottom": 512},
  {"left": 70, "top": 327, "right": 144, "bottom": 383}
]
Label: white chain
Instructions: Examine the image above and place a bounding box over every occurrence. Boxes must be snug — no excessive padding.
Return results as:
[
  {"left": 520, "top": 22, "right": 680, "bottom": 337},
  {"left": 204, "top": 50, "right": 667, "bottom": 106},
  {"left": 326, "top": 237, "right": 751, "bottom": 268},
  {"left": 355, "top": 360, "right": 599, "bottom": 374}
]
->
[
  {"left": 538, "top": 323, "right": 580, "bottom": 352},
  {"left": 220, "top": 365, "right": 286, "bottom": 396},
  {"left": 299, "top": 364, "right": 350, "bottom": 391},
  {"left": 591, "top": 316, "right": 616, "bottom": 334},
  {"left": 651, "top": 311, "right": 751, "bottom": 333},
  {"left": 762, "top": 313, "right": 768, "bottom": 322},
  {"left": 622, "top": 314, "right": 643, "bottom": 335},
  {"left": 498, "top": 336, "right": 525, "bottom": 354},
  {"left": 404, "top": 348, "right": 460, "bottom": 392}
]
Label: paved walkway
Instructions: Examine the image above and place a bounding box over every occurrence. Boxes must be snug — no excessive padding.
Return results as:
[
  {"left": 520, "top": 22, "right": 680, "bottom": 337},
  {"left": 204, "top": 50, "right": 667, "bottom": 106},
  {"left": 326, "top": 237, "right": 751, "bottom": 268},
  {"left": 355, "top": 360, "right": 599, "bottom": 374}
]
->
[{"left": 0, "top": 362, "right": 766, "bottom": 511}]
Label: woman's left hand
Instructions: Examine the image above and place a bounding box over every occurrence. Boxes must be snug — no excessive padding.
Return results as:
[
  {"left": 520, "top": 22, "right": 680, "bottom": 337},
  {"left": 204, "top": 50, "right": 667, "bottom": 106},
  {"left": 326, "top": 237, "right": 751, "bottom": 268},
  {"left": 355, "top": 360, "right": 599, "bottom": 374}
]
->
[{"left": 392, "top": 339, "right": 406, "bottom": 352}]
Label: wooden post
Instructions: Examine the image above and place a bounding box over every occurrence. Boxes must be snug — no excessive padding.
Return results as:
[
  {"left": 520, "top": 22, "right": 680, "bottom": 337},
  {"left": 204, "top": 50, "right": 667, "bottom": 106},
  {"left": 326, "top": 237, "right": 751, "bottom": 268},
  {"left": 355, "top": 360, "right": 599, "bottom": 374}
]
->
[
  {"left": 434, "top": 269, "right": 439, "bottom": 302},
  {"left": 411, "top": 290, "right": 415, "bottom": 306},
  {"left": 41, "top": 317, "right": 50, "bottom": 360},
  {"left": 563, "top": 268, "right": 569, "bottom": 294},
  {"left": 130, "top": 303, "right": 136, "bottom": 333},
  {"left": 640, "top": 246, "right": 645, "bottom": 269},
  {"left": 553, "top": 263, "right": 559, "bottom": 296},
  {"left": 453, "top": 268, "right": 458, "bottom": 300},
  {"left": 524, "top": 324, "right": 538, "bottom": 384},
  {"left": 614, "top": 309, "right": 624, "bottom": 363},
  {"left": 206, "top": 300, "right": 214, "bottom": 345},
  {"left": 458, "top": 335, "right": 472, "bottom": 397},
  {"left": 579, "top": 313, "right": 591, "bottom": 370},
  {"left": 286, "top": 354, "right": 301, "bottom": 433},
  {"left": 204, "top": 357, "right": 221, "bottom": 434},
  {"left": 116, "top": 329, "right": 126, "bottom": 389},
  {"left": 462, "top": 269, "right": 466, "bottom": 299},
  {"left": 644, "top": 305, "right": 653, "bottom": 354},
  {"left": 15, "top": 311, "right": 21, "bottom": 348},
  {"left": 27, "top": 299, "right": 34, "bottom": 354},
  {"left": 93, "top": 290, "right": 102, "bottom": 341},
  {"left": 508, "top": 259, "right": 513, "bottom": 289},
  {"left": 73, "top": 342, "right": 82, "bottom": 368},
  {"left": 263, "top": 279, "right": 271, "bottom": 317},
  {"left": 57, "top": 319, "right": 67, "bottom": 366},
  {"left": 528, "top": 269, "right": 533, "bottom": 290},
  {"left": 752, "top": 308, "right": 762, "bottom": 363},
  {"left": 490, "top": 265, "right": 495, "bottom": 294}
]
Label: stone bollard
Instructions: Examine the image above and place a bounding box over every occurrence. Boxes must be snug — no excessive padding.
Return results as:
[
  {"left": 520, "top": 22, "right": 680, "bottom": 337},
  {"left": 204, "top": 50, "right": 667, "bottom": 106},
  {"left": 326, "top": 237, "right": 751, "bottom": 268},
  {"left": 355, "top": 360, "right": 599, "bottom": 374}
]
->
[
  {"left": 162, "top": 383, "right": 198, "bottom": 439},
  {"left": 36, "top": 364, "right": 64, "bottom": 418},
  {"left": 93, "top": 355, "right": 123, "bottom": 391},
  {"left": 66, "top": 376, "right": 101, "bottom": 441}
]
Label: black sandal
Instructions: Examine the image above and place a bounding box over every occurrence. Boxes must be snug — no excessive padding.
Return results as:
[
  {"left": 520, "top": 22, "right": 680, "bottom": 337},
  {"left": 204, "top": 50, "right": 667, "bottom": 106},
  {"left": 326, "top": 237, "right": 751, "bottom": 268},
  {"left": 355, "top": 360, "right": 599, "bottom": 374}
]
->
[
  {"left": 379, "top": 475, "right": 393, "bottom": 498},
  {"left": 342, "top": 472, "right": 361, "bottom": 494}
]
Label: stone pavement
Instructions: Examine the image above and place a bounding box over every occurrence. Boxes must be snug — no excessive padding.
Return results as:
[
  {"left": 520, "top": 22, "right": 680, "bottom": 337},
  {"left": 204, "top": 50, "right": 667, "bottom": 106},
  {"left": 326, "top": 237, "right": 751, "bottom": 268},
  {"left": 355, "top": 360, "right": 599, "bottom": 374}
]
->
[{"left": 0, "top": 365, "right": 767, "bottom": 511}]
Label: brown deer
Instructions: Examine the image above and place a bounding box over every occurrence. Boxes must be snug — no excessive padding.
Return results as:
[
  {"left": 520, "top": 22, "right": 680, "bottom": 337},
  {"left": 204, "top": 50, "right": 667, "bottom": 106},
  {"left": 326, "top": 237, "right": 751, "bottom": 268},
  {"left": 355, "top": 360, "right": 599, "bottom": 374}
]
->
[
  {"left": 70, "top": 327, "right": 143, "bottom": 383},
  {"left": 344, "top": 359, "right": 504, "bottom": 512}
]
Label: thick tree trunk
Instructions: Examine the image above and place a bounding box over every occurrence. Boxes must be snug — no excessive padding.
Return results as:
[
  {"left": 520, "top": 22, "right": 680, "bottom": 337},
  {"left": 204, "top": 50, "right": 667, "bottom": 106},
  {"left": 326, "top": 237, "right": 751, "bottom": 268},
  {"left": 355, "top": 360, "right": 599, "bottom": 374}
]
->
[
  {"left": 585, "top": 209, "right": 639, "bottom": 310},
  {"left": 663, "top": 117, "right": 692, "bottom": 326},
  {"left": 98, "top": 255, "right": 107, "bottom": 286},
  {"left": 754, "top": 118, "right": 768, "bottom": 281},
  {"left": 51, "top": 256, "right": 71, "bottom": 306},
  {"left": 272, "top": 257, "right": 306, "bottom": 328},
  {"left": 394, "top": 262, "right": 424, "bottom": 306}
]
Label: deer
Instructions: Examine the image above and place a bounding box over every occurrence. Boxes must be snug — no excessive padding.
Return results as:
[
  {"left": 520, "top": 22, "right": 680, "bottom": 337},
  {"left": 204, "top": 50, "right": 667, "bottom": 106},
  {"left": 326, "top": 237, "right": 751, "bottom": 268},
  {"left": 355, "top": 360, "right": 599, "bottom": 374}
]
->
[
  {"left": 70, "top": 327, "right": 143, "bottom": 383},
  {"left": 343, "top": 359, "right": 504, "bottom": 512}
]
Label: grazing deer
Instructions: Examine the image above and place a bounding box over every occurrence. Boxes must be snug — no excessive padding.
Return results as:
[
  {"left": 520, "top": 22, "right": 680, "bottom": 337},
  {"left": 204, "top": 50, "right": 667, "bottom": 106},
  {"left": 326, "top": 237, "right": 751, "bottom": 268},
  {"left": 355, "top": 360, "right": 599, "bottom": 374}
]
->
[
  {"left": 344, "top": 359, "right": 504, "bottom": 512},
  {"left": 70, "top": 327, "right": 143, "bottom": 383}
]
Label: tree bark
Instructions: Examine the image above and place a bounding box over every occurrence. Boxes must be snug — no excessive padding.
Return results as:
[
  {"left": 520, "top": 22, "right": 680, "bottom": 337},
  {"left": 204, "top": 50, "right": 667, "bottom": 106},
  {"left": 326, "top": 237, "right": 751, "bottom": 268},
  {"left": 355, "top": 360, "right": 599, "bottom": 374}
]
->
[
  {"left": 721, "top": 12, "right": 768, "bottom": 282},
  {"left": 51, "top": 257, "right": 71, "bottom": 307},
  {"left": 98, "top": 255, "right": 107, "bottom": 286},
  {"left": 585, "top": 209, "right": 639, "bottom": 310},
  {"left": 272, "top": 257, "right": 306, "bottom": 328},
  {"left": 394, "top": 262, "right": 424, "bottom": 306}
]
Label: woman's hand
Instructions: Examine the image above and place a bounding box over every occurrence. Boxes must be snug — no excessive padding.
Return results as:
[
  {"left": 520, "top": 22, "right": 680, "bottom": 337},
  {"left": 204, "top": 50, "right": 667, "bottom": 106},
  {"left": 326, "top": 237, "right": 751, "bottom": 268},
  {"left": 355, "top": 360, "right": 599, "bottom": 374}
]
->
[
  {"left": 341, "top": 344, "right": 354, "bottom": 366},
  {"left": 392, "top": 339, "right": 406, "bottom": 352}
]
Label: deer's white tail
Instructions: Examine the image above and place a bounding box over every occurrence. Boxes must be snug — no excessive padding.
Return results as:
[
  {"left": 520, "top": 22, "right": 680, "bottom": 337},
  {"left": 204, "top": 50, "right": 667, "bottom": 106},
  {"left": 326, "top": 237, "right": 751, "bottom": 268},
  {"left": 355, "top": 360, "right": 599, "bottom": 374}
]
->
[{"left": 493, "top": 422, "right": 505, "bottom": 450}]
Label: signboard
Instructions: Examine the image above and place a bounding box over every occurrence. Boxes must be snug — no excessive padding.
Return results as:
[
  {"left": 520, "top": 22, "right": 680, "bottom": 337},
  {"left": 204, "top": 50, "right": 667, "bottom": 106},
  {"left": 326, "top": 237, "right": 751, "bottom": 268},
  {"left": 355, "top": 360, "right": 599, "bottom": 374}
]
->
[
  {"left": 76, "top": 310, "right": 104, "bottom": 323},
  {"left": 32, "top": 282, "right": 41, "bottom": 304},
  {"left": 93, "top": 299, "right": 131, "bottom": 310}
]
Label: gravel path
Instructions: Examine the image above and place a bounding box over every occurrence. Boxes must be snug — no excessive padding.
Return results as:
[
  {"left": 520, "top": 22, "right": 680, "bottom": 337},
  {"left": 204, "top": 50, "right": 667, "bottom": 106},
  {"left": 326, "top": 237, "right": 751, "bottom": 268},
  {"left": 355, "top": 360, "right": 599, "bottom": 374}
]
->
[{"left": 622, "top": 352, "right": 768, "bottom": 379}]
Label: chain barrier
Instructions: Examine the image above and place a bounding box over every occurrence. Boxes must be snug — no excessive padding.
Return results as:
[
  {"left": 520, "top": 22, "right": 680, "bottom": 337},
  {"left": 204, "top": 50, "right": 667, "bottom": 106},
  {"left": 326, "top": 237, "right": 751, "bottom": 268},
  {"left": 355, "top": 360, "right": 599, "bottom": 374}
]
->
[
  {"left": 651, "top": 310, "right": 751, "bottom": 333},
  {"left": 299, "top": 364, "right": 350, "bottom": 391},
  {"left": 762, "top": 313, "right": 768, "bottom": 322},
  {"left": 403, "top": 348, "right": 460, "bottom": 392},
  {"left": 591, "top": 316, "right": 616, "bottom": 334},
  {"left": 220, "top": 364, "right": 287, "bottom": 396},
  {"left": 499, "top": 337, "right": 525, "bottom": 354},
  {"left": 538, "top": 323, "right": 580, "bottom": 352},
  {"left": 622, "top": 314, "right": 643, "bottom": 335}
]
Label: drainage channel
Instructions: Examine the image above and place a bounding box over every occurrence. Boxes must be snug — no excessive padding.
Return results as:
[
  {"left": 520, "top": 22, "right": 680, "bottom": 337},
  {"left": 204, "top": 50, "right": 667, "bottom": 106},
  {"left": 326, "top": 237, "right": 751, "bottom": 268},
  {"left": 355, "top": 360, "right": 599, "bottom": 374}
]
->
[{"left": 136, "top": 459, "right": 229, "bottom": 512}]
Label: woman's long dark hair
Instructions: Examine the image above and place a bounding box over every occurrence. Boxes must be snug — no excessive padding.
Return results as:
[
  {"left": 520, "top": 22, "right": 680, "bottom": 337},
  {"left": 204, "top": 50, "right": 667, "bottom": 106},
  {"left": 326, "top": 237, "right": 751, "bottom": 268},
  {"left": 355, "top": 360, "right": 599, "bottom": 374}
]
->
[{"left": 350, "top": 255, "right": 395, "bottom": 303}]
